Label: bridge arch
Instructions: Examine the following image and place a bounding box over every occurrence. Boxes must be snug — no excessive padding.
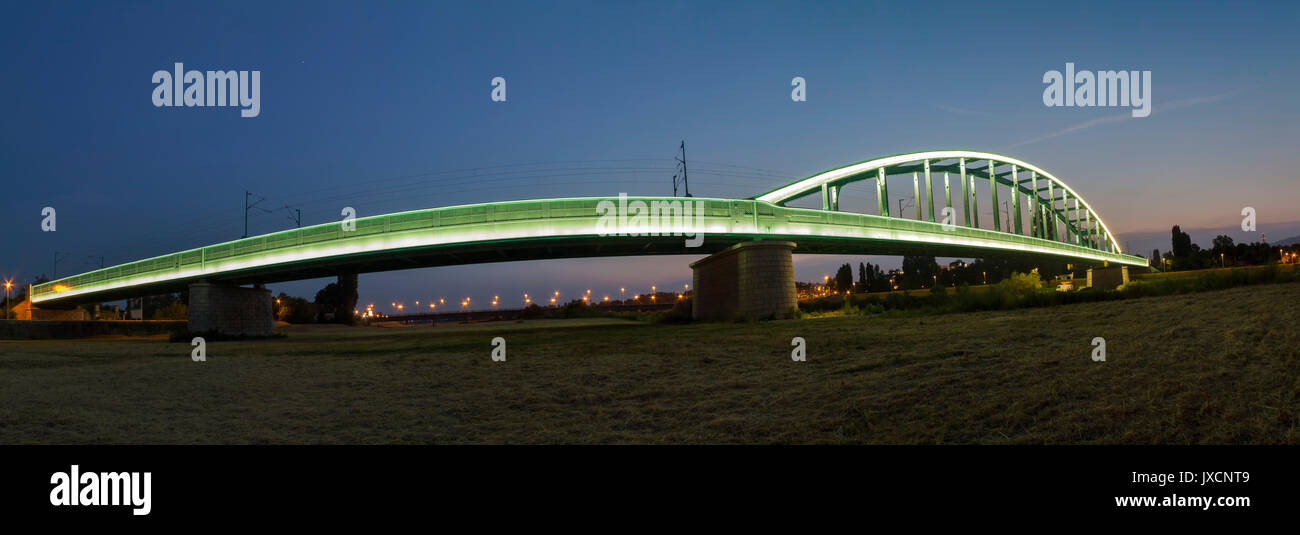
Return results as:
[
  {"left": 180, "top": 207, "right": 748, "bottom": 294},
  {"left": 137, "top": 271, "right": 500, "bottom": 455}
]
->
[{"left": 753, "top": 150, "right": 1123, "bottom": 254}]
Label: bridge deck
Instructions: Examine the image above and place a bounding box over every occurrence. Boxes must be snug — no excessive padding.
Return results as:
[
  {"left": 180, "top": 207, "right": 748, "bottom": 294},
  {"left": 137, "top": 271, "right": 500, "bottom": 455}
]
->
[{"left": 33, "top": 196, "right": 1145, "bottom": 305}]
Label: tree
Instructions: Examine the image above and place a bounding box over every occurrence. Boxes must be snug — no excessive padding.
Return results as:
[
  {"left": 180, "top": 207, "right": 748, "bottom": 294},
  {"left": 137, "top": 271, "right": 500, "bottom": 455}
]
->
[
  {"left": 857, "top": 262, "right": 868, "bottom": 292},
  {"left": 1171, "top": 225, "right": 1193, "bottom": 269},
  {"left": 314, "top": 282, "right": 344, "bottom": 322},
  {"left": 1150, "top": 248, "right": 1160, "bottom": 268},
  {"left": 276, "top": 292, "right": 315, "bottom": 324},
  {"left": 858, "top": 262, "right": 887, "bottom": 292},
  {"left": 834, "top": 263, "right": 854, "bottom": 293},
  {"left": 1212, "top": 235, "right": 1234, "bottom": 252},
  {"left": 901, "top": 255, "right": 939, "bottom": 290}
]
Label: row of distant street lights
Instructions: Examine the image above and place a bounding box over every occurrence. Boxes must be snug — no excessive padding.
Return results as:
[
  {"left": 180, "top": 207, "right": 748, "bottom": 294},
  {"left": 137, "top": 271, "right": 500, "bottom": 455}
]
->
[
  {"left": 813, "top": 270, "right": 991, "bottom": 296},
  {"left": 372, "top": 284, "right": 692, "bottom": 314}
]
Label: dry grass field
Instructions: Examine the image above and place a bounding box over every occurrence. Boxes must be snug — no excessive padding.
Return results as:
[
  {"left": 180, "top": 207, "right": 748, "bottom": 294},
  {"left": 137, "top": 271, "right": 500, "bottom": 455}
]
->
[{"left": 2, "top": 282, "right": 1298, "bottom": 444}]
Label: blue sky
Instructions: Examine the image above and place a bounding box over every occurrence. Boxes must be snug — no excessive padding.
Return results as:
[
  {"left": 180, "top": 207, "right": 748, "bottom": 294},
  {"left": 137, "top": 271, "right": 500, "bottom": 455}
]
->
[{"left": 2, "top": 1, "right": 1297, "bottom": 311}]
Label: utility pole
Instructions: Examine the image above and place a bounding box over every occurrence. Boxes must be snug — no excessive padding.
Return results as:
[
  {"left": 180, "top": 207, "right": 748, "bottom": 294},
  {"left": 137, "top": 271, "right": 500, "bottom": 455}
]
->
[
  {"left": 244, "top": 191, "right": 266, "bottom": 238},
  {"left": 53, "top": 251, "right": 70, "bottom": 278},
  {"left": 674, "top": 141, "right": 691, "bottom": 197},
  {"left": 285, "top": 205, "right": 302, "bottom": 228}
]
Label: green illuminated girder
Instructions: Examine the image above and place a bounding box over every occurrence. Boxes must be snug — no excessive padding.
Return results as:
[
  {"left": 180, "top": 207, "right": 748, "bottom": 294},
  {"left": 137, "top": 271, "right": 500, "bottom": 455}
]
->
[{"left": 34, "top": 195, "right": 1146, "bottom": 306}]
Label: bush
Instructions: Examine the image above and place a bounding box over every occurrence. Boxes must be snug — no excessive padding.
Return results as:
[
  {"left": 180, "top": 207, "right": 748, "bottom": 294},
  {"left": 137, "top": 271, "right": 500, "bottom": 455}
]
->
[
  {"left": 655, "top": 298, "right": 693, "bottom": 324},
  {"left": 151, "top": 302, "right": 188, "bottom": 320}
]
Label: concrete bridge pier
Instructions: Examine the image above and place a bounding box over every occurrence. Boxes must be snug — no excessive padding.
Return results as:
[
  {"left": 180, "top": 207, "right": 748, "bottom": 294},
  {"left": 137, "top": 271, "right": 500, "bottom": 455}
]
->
[
  {"left": 690, "top": 240, "right": 797, "bottom": 321},
  {"left": 188, "top": 282, "right": 274, "bottom": 336}
]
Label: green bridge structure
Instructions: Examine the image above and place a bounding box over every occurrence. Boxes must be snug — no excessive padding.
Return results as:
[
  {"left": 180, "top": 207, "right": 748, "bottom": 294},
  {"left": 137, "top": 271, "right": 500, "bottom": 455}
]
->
[{"left": 29, "top": 150, "right": 1146, "bottom": 332}]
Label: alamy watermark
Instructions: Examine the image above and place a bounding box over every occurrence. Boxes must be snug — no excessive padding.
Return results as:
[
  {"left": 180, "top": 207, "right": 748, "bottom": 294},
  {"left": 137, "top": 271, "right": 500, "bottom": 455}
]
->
[
  {"left": 152, "top": 62, "right": 260, "bottom": 118},
  {"left": 1043, "top": 63, "right": 1151, "bottom": 118},
  {"left": 491, "top": 337, "right": 506, "bottom": 361},
  {"left": 596, "top": 193, "right": 705, "bottom": 247},
  {"left": 50, "top": 465, "right": 151, "bottom": 516},
  {"left": 41, "top": 206, "right": 56, "bottom": 231}
]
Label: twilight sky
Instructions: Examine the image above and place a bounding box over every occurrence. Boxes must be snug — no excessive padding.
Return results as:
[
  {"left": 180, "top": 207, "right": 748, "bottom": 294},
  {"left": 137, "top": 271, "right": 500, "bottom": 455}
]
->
[{"left": 2, "top": 1, "right": 1298, "bottom": 311}]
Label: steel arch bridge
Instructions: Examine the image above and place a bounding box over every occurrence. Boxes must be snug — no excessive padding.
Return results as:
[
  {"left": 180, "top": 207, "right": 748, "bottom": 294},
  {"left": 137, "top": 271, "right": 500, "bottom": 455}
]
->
[{"left": 32, "top": 150, "right": 1145, "bottom": 306}]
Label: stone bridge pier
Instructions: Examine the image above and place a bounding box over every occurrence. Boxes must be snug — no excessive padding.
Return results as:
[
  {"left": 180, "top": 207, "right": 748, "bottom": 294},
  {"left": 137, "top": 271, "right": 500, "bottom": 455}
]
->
[
  {"left": 188, "top": 282, "right": 274, "bottom": 336},
  {"left": 690, "top": 240, "right": 797, "bottom": 321}
]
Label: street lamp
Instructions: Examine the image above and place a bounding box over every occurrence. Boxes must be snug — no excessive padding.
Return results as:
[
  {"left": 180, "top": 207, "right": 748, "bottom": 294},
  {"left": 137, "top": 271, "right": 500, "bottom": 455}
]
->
[{"left": 3, "top": 279, "right": 11, "bottom": 321}]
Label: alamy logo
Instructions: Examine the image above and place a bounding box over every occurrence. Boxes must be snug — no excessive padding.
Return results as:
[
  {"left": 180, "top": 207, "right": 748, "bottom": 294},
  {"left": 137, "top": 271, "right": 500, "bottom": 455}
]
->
[
  {"left": 50, "top": 465, "right": 151, "bottom": 516},
  {"left": 596, "top": 193, "right": 705, "bottom": 247},
  {"left": 152, "top": 62, "right": 261, "bottom": 118},
  {"left": 1043, "top": 62, "right": 1151, "bottom": 118}
]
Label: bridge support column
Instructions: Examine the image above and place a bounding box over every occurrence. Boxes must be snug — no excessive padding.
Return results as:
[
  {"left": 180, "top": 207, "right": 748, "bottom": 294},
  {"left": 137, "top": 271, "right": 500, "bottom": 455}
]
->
[
  {"left": 188, "top": 282, "right": 274, "bottom": 336},
  {"left": 1086, "top": 266, "right": 1129, "bottom": 290},
  {"left": 690, "top": 241, "right": 797, "bottom": 321}
]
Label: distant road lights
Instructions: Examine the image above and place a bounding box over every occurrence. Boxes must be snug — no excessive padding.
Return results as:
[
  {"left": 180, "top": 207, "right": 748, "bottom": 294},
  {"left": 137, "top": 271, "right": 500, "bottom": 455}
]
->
[
  {"left": 603, "top": 295, "right": 609, "bottom": 302},
  {"left": 550, "top": 296, "right": 556, "bottom": 305},
  {"left": 983, "top": 271, "right": 987, "bottom": 284}
]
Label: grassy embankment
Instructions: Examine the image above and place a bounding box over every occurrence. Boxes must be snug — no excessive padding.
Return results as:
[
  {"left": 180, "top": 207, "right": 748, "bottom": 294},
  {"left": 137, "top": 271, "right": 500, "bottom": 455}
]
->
[{"left": 1, "top": 275, "right": 1297, "bottom": 444}]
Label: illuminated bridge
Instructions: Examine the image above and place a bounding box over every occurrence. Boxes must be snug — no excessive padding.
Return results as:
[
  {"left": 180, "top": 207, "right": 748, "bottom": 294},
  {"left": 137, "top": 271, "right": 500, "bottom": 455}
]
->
[{"left": 31, "top": 150, "right": 1146, "bottom": 329}]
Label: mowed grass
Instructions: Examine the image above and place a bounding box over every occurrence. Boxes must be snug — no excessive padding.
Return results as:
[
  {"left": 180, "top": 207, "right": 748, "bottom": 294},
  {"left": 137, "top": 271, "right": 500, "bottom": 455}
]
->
[{"left": 2, "top": 283, "right": 1298, "bottom": 444}]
